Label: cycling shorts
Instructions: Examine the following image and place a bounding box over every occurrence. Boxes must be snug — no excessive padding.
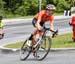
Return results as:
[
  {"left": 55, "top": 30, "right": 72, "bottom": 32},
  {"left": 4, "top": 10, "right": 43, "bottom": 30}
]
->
[{"left": 32, "top": 18, "right": 44, "bottom": 27}]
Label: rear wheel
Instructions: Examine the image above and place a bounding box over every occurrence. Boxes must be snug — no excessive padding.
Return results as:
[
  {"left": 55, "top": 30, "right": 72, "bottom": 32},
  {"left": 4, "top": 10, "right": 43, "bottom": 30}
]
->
[
  {"left": 20, "top": 39, "right": 31, "bottom": 61},
  {"left": 35, "top": 36, "right": 51, "bottom": 61}
]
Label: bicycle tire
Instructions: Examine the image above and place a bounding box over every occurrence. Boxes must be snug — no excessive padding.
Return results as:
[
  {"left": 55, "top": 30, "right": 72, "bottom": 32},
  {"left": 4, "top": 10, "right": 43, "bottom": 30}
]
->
[
  {"left": 20, "top": 39, "right": 31, "bottom": 61},
  {"left": 35, "top": 36, "right": 51, "bottom": 61}
]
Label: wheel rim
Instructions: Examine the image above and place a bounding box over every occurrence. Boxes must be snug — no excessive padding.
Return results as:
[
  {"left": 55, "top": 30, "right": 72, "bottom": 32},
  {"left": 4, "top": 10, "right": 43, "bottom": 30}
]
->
[
  {"left": 20, "top": 40, "right": 31, "bottom": 60},
  {"left": 35, "top": 37, "right": 51, "bottom": 60}
]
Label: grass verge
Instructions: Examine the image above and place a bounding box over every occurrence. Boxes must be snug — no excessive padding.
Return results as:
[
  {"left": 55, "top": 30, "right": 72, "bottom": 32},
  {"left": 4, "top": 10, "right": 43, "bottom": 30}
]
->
[{"left": 4, "top": 33, "right": 75, "bottom": 49}]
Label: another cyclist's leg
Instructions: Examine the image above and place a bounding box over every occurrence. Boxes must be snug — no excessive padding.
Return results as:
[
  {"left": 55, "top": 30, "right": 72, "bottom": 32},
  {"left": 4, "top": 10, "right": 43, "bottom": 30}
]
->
[{"left": 0, "top": 27, "right": 4, "bottom": 39}]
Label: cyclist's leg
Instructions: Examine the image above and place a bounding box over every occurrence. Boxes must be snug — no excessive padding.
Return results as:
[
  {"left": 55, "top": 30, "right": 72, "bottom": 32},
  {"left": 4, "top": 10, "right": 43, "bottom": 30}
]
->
[
  {"left": 29, "top": 18, "right": 37, "bottom": 41},
  {"left": 32, "top": 22, "right": 45, "bottom": 41},
  {"left": 39, "top": 30, "right": 44, "bottom": 36},
  {"left": 26, "top": 18, "right": 37, "bottom": 46},
  {"left": 0, "top": 27, "right": 4, "bottom": 39},
  {"left": 29, "top": 18, "right": 45, "bottom": 42},
  {"left": 38, "top": 23, "right": 45, "bottom": 37}
]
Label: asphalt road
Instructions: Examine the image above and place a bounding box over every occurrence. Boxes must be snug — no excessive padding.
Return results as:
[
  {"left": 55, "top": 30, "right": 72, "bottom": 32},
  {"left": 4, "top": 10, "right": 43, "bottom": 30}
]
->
[
  {"left": 0, "top": 18, "right": 74, "bottom": 64},
  {"left": 0, "top": 18, "right": 72, "bottom": 46},
  {"left": 5, "top": 18, "right": 71, "bottom": 38},
  {"left": 0, "top": 50, "right": 75, "bottom": 64}
]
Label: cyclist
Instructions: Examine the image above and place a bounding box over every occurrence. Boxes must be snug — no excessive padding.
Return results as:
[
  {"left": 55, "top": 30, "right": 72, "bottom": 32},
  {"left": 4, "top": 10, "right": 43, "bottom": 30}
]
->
[
  {"left": 69, "top": 16, "right": 75, "bottom": 42},
  {"left": 27, "top": 4, "right": 56, "bottom": 46},
  {"left": 0, "top": 16, "right": 4, "bottom": 39}
]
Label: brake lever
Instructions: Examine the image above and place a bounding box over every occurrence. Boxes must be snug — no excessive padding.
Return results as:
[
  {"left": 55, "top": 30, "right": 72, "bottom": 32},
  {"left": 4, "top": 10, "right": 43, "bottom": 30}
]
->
[{"left": 52, "top": 30, "right": 58, "bottom": 38}]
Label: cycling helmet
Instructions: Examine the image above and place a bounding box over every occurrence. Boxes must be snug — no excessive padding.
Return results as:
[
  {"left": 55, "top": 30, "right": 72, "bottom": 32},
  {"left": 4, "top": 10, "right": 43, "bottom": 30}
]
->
[
  {"left": 46, "top": 4, "right": 56, "bottom": 10},
  {"left": 0, "top": 16, "right": 3, "bottom": 20}
]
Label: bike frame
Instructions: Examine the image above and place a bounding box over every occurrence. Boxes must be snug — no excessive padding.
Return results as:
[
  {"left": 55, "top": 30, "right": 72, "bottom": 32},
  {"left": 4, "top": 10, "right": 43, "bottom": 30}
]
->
[{"left": 34, "top": 27, "right": 50, "bottom": 48}]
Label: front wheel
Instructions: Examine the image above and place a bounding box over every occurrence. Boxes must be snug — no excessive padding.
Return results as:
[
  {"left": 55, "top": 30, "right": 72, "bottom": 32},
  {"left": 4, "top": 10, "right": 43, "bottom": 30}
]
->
[
  {"left": 20, "top": 39, "right": 31, "bottom": 61},
  {"left": 35, "top": 36, "right": 51, "bottom": 61}
]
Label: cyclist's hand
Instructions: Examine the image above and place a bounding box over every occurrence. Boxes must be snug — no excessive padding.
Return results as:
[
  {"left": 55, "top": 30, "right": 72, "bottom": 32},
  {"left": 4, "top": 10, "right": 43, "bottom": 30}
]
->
[{"left": 52, "top": 30, "right": 58, "bottom": 38}]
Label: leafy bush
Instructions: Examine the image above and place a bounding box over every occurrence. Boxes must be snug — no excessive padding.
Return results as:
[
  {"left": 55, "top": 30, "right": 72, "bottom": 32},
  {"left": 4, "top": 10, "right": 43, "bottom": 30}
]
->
[
  {"left": 0, "top": 0, "right": 72, "bottom": 17},
  {"left": 56, "top": 0, "right": 71, "bottom": 12}
]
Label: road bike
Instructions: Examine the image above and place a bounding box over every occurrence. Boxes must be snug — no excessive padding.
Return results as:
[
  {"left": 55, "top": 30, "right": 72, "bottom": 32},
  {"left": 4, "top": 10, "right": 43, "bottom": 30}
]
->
[{"left": 20, "top": 27, "right": 58, "bottom": 61}]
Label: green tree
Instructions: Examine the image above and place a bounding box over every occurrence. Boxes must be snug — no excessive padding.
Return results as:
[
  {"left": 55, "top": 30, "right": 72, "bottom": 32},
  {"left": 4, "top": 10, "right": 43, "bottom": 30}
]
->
[
  {"left": 0, "top": 0, "right": 72, "bottom": 17},
  {"left": 3, "top": 0, "right": 22, "bottom": 13},
  {"left": 0, "top": 0, "right": 5, "bottom": 15},
  {"left": 0, "top": 0, "right": 5, "bottom": 10},
  {"left": 15, "top": 0, "right": 39, "bottom": 16},
  {"left": 46, "top": 0, "right": 54, "bottom": 4},
  {"left": 56, "top": 0, "right": 71, "bottom": 12}
]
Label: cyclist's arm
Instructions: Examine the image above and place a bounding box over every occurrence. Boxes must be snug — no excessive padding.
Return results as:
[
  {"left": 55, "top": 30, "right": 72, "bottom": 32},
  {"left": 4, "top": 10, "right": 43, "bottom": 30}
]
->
[
  {"left": 36, "top": 19, "right": 43, "bottom": 30},
  {"left": 49, "top": 16, "right": 54, "bottom": 31},
  {"left": 35, "top": 10, "right": 45, "bottom": 30},
  {"left": 49, "top": 20, "right": 54, "bottom": 31},
  {"left": 36, "top": 11, "right": 44, "bottom": 30}
]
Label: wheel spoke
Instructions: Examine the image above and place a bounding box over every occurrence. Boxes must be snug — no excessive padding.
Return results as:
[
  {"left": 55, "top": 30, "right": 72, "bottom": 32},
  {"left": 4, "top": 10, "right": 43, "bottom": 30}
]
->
[
  {"left": 20, "top": 39, "right": 31, "bottom": 61},
  {"left": 35, "top": 37, "right": 51, "bottom": 60}
]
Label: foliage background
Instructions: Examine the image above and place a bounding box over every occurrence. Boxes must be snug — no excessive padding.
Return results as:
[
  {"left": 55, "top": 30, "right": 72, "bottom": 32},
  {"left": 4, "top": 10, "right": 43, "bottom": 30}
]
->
[{"left": 0, "top": 0, "right": 73, "bottom": 17}]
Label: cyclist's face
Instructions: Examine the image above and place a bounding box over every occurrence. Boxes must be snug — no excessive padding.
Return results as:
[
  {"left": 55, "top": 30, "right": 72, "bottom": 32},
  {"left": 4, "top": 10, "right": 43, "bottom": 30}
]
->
[{"left": 46, "top": 10, "right": 54, "bottom": 16}]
